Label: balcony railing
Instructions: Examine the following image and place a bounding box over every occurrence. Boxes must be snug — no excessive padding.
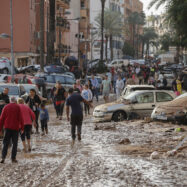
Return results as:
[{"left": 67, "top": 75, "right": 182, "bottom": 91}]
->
[{"left": 56, "top": 17, "right": 70, "bottom": 29}]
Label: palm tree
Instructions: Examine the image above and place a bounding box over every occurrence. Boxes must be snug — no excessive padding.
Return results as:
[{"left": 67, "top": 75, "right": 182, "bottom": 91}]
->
[
  {"left": 141, "top": 27, "right": 158, "bottom": 58},
  {"left": 95, "top": 9, "right": 123, "bottom": 60},
  {"left": 127, "top": 11, "right": 145, "bottom": 58},
  {"left": 148, "top": 0, "right": 170, "bottom": 9},
  {"left": 100, "top": 0, "right": 106, "bottom": 62}
]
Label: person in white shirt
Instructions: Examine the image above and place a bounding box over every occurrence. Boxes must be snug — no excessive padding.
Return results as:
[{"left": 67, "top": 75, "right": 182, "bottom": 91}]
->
[
  {"left": 81, "top": 85, "right": 93, "bottom": 115},
  {"left": 116, "top": 76, "right": 124, "bottom": 99}
]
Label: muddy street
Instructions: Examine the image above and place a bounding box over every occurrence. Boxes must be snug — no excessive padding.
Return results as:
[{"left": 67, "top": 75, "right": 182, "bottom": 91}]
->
[{"left": 0, "top": 103, "right": 187, "bottom": 187}]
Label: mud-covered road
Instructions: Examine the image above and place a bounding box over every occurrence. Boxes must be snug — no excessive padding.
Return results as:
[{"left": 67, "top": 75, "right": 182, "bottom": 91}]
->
[{"left": 0, "top": 102, "right": 187, "bottom": 187}]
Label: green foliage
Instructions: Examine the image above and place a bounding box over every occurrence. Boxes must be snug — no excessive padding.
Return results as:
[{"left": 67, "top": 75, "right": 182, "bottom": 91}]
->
[
  {"left": 122, "top": 42, "right": 135, "bottom": 57},
  {"left": 159, "top": 33, "right": 172, "bottom": 51}
]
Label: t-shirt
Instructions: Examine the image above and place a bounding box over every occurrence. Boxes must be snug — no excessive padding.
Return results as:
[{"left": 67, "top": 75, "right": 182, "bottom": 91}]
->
[
  {"left": 102, "top": 79, "right": 111, "bottom": 92},
  {"left": 81, "top": 89, "right": 93, "bottom": 101},
  {"left": 66, "top": 93, "right": 84, "bottom": 116},
  {"left": 54, "top": 87, "right": 66, "bottom": 101}
]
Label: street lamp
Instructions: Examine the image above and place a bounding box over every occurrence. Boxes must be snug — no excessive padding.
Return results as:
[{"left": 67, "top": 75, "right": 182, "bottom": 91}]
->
[{"left": 0, "top": 0, "right": 14, "bottom": 82}]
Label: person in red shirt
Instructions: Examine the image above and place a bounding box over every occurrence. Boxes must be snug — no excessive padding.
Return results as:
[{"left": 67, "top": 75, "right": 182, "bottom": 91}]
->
[
  {"left": 0, "top": 97, "right": 24, "bottom": 164},
  {"left": 17, "top": 98, "right": 36, "bottom": 152}
]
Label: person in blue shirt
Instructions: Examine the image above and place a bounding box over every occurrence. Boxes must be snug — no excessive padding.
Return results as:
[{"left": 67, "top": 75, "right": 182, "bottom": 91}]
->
[
  {"left": 66, "top": 88, "right": 92, "bottom": 145},
  {"left": 39, "top": 103, "right": 49, "bottom": 135},
  {"left": 90, "top": 75, "right": 99, "bottom": 102}
]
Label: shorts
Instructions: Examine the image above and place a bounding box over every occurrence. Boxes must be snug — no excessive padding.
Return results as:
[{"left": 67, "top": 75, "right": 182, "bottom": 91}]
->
[{"left": 103, "top": 90, "right": 110, "bottom": 97}]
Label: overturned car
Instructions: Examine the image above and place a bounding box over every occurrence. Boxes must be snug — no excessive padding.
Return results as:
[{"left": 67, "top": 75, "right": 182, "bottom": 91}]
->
[{"left": 151, "top": 93, "right": 187, "bottom": 124}]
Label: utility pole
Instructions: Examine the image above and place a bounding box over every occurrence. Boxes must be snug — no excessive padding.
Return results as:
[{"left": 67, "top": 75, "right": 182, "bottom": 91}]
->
[
  {"left": 100, "top": 0, "right": 106, "bottom": 62},
  {"left": 10, "top": 0, "right": 14, "bottom": 82},
  {"left": 40, "top": 0, "right": 44, "bottom": 71}
]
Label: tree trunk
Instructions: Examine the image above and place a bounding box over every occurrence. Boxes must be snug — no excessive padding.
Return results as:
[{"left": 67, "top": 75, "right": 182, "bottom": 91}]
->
[
  {"left": 136, "top": 26, "right": 139, "bottom": 58},
  {"left": 110, "top": 35, "right": 113, "bottom": 60},
  {"left": 100, "top": 0, "right": 106, "bottom": 62},
  {"left": 40, "top": 0, "right": 44, "bottom": 71},
  {"left": 105, "top": 35, "right": 108, "bottom": 61},
  {"left": 132, "top": 24, "right": 135, "bottom": 58},
  {"left": 48, "top": 0, "right": 55, "bottom": 63},
  {"left": 142, "top": 40, "right": 144, "bottom": 58}
]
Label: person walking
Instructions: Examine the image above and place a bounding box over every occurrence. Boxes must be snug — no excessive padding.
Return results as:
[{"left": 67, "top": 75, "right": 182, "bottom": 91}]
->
[
  {"left": 81, "top": 84, "right": 93, "bottom": 116},
  {"left": 176, "top": 77, "right": 182, "bottom": 95},
  {"left": 101, "top": 75, "right": 112, "bottom": 103},
  {"left": 39, "top": 103, "right": 49, "bottom": 135},
  {"left": 17, "top": 98, "right": 36, "bottom": 152},
  {"left": 0, "top": 88, "right": 10, "bottom": 115},
  {"left": 26, "top": 89, "right": 41, "bottom": 133},
  {"left": 90, "top": 75, "right": 99, "bottom": 102},
  {"left": 66, "top": 88, "right": 92, "bottom": 145},
  {"left": 54, "top": 82, "right": 66, "bottom": 120},
  {"left": 0, "top": 97, "right": 24, "bottom": 163},
  {"left": 116, "top": 76, "right": 124, "bottom": 99}
]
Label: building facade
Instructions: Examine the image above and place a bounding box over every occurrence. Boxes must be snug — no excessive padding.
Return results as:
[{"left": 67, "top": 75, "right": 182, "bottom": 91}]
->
[{"left": 0, "top": 0, "right": 38, "bottom": 67}]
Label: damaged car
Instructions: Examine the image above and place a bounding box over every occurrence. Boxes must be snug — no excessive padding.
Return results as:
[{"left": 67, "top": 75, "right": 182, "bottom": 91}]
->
[
  {"left": 151, "top": 93, "right": 187, "bottom": 124},
  {"left": 93, "top": 90, "right": 176, "bottom": 122}
]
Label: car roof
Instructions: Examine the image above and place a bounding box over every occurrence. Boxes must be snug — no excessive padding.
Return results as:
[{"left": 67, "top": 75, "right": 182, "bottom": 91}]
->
[
  {"left": 0, "top": 83, "right": 20, "bottom": 87},
  {"left": 126, "top": 85, "right": 155, "bottom": 88}
]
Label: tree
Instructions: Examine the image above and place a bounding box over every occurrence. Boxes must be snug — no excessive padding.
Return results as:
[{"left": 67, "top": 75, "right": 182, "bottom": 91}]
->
[
  {"left": 122, "top": 42, "right": 135, "bottom": 57},
  {"left": 95, "top": 9, "right": 123, "bottom": 60},
  {"left": 141, "top": 27, "right": 158, "bottom": 58},
  {"left": 100, "top": 0, "right": 106, "bottom": 62},
  {"left": 127, "top": 11, "right": 145, "bottom": 58},
  {"left": 159, "top": 33, "right": 172, "bottom": 51},
  {"left": 149, "top": 0, "right": 187, "bottom": 48}
]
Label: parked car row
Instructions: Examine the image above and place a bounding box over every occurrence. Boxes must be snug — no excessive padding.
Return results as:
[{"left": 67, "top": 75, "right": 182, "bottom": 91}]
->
[{"left": 93, "top": 87, "right": 176, "bottom": 122}]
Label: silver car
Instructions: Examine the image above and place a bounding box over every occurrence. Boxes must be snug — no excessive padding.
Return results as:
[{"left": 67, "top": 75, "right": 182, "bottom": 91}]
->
[{"left": 93, "top": 90, "right": 176, "bottom": 122}]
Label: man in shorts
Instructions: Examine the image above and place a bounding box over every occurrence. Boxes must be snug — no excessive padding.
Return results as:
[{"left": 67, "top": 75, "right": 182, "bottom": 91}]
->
[{"left": 101, "top": 75, "right": 112, "bottom": 103}]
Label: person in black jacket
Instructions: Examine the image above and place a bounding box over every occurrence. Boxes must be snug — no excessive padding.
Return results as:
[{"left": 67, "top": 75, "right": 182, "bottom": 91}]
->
[
  {"left": 26, "top": 89, "right": 41, "bottom": 133},
  {"left": 53, "top": 82, "right": 66, "bottom": 120},
  {"left": 0, "top": 88, "right": 10, "bottom": 115}
]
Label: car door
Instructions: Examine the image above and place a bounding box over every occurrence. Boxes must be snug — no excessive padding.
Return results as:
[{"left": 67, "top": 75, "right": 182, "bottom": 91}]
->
[
  {"left": 155, "top": 91, "right": 174, "bottom": 106},
  {"left": 131, "top": 92, "right": 155, "bottom": 117}
]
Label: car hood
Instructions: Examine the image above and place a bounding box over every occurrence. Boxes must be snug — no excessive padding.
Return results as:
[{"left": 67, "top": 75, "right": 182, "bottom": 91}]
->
[
  {"left": 155, "top": 96, "right": 187, "bottom": 114},
  {"left": 95, "top": 100, "right": 124, "bottom": 111}
]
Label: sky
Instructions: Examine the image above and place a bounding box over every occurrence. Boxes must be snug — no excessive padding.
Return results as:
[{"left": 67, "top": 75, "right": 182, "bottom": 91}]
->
[{"left": 140, "top": 0, "right": 165, "bottom": 15}]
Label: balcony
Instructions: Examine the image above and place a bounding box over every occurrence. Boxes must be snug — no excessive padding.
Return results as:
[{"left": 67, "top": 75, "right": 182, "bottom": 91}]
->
[
  {"left": 56, "top": 0, "right": 70, "bottom": 9},
  {"left": 56, "top": 17, "right": 70, "bottom": 31}
]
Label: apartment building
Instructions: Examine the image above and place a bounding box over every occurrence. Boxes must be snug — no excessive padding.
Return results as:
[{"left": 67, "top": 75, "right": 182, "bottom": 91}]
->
[{"left": 0, "top": 0, "right": 38, "bottom": 67}]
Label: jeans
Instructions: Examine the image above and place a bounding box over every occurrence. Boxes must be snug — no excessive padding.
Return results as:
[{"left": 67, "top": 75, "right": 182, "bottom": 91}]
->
[
  {"left": 84, "top": 103, "right": 90, "bottom": 115},
  {"left": 56, "top": 103, "right": 64, "bottom": 117},
  {"left": 41, "top": 119, "right": 48, "bottom": 132},
  {"left": 93, "top": 88, "right": 99, "bottom": 102},
  {"left": 2, "top": 129, "right": 19, "bottom": 160},
  {"left": 20, "top": 125, "right": 32, "bottom": 141},
  {"left": 70, "top": 115, "right": 83, "bottom": 140}
]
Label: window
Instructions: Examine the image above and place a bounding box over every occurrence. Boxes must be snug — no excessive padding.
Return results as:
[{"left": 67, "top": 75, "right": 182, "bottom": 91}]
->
[
  {"left": 46, "top": 75, "right": 54, "bottom": 83},
  {"left": 0, "top": 86, "right": 19, "bottom": 96},
  {"left": 55, "top": 75, "right": 66, "bottom": 84},
  {"left": 156, "top": 92, "right": 173, "bottom": 102},
  {"left": 65, "top": 77, "right": 75, "bottom": 85},
  {"left": 136, "top": 92, "right": 154, "bottom": 104}
]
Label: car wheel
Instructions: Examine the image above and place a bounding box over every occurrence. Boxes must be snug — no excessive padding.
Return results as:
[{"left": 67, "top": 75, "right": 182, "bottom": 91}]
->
[
  {"left": 112, "top": 111, "right": 127, "bottom": 122},
  {"left": 2, "top": 68, "right": 9, "bottom": 74}
]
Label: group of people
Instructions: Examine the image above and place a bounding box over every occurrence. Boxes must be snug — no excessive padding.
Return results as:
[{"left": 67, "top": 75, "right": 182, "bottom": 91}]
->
[{"left": 0, "top": 88, "right": 49, "bottom": 163}]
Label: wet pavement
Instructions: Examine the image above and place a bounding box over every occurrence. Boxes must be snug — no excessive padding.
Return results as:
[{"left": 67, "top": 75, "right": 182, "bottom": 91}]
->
[{"left": 0, "top": 101, "right": 187, "bottom": 187}]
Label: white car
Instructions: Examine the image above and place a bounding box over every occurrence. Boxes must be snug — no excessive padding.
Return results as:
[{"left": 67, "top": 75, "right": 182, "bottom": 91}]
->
[
  {"left": 107, "top": 59, "right": 129, "bottom": 68},
  {"left": 93, "top": 90, "right": 176, "bottom": 122},
  {"left": 121, "top": 85, "right": 155, "bottom": 97}
]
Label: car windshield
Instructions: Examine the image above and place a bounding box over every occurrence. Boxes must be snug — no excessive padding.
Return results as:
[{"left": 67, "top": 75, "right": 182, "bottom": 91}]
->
[
  {"left": 65, "top": 76, "right": 75, "bottom": 85},
  {"left": 0, "top": 86, "right": 19, "bottom": 95},
  {"left": 55, "top": 75, "right": 66, "bottom": 84}
]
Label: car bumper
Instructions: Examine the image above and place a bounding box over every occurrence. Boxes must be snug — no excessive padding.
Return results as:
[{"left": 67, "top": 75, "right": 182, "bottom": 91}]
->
[
  {"left": 151, "top": 113, "right": 174, "bottom": 122},
  {"left": 93, "top": 112, "right": 113, "bottom": 123}
]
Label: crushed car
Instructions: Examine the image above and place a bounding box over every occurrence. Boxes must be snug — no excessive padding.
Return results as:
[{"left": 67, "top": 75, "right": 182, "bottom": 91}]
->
[
  {"left": 151, "top": 93, "right": 187, "bottom": 124},
  {"left": 93, "top": 90, "right": 176, "bottom": 122}
]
